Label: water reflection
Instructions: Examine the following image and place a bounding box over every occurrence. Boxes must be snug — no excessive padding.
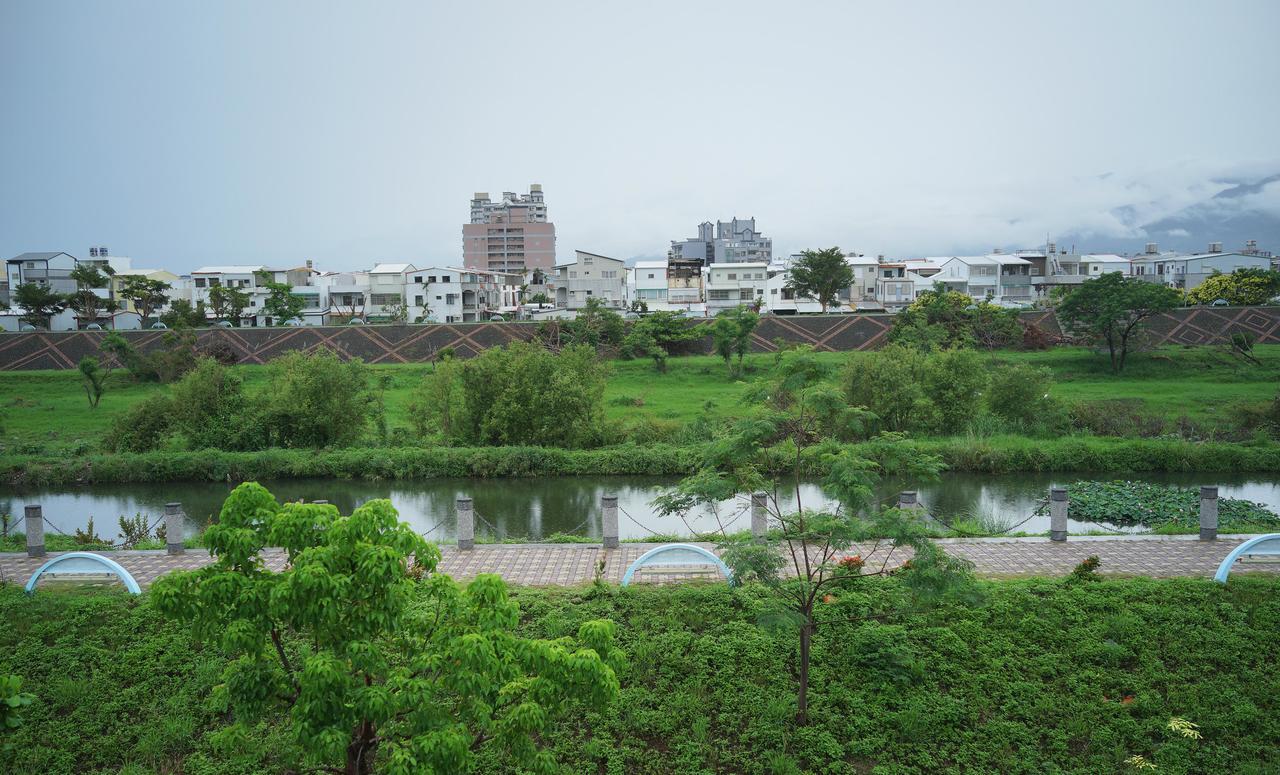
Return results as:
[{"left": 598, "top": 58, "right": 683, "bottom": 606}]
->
[{"left": 4, "top": 472, "right": 1279, "bottom": 543}]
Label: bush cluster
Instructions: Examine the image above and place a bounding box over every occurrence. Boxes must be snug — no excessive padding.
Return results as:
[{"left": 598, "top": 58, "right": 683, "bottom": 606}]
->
[
  {"left": 3, "top": 579, "right": 1279, "bottom": 773},
  {"left": 104, "top": 350, "right": 376, "bottom": 453}
]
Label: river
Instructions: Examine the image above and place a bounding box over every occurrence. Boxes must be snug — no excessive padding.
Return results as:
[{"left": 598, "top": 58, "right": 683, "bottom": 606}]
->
[{"left": 4, "top": 471, "right": 1280, "bottom": 543}]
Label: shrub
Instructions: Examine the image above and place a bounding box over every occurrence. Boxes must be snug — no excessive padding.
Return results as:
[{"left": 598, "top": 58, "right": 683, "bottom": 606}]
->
[
  {"left": 987, "top": 364, "right": 1062, "bottom": 430},
  {"left": 256, "top": 349, "right": 376, "bottom": 448},
  {"left": 843, "top": 345, "right": 937, "bottom": 433},
  {"left": 103, "top": 393, "right": 175, "bottom": 453},
  {"left": 922, "top": 349, "right": 989, "bottom": 434},
  {"left": 437, "top": 342, "right": 609, "bottom": 448},
  {"left": 167, "top": 358, "right": 258, "bottom": 450},
  {"left": 1069, "top": 399, "right": 1167, "bottom": 438},
  {"left": 1020, "top": 322, "right": 1053, "bottom": 350}
]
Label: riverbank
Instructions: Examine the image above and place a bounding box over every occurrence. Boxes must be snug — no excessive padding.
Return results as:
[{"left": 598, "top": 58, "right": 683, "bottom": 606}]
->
[
  {"left": 2, "top": 577, "right": 1277, "bottom": 773},
  {"left": 4, "top": 436, "right": 1280, "bottom": 488}
]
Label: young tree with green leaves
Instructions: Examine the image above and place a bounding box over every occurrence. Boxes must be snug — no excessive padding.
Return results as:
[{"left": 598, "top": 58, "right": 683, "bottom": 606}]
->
[
  {"left": 152, "top": 482, "right": 622, "bottom": 775},
  {"left": 159, "top": 298, "right": 209, "bottom": 329},
  {"left": 1056, "top": 273, "right": 1182, "bottom": 373},
  {"left": 77, "top": 356, "right": 110, "bottom": 408},
  {"left": 564, "top": 297, "right": 625, "bottom": 348},
  {"left": 621, "top": 310, "right": 699, "bottom": 372},
  {"left": 207, "top": 285, "right": 251, "bottom": 326},
  {"left": 711, "top": 305, "right": 760, "bottom": 377},
  {"left": 255, "top": 271, "right": 306, "bottom": 324},
  {"left": 13, "top": 283, "right": 69, "bottom": 329},
  {"left": 654, "top": 347, "right": 974, "bottom": 726},
  {"left": 68, "top": 264, "right": 114, "bottom": 326},
  {"left": 785, "top": 247, "right": 854, "bottom": 313},
  {"left": 116, "top": 276, "right": 172, "bottom": 326}
]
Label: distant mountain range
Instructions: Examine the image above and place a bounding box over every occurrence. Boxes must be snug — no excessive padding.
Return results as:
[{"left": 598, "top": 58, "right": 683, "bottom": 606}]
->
[{"left": 1059, "top": 172, "right": 1280, "bottom": 256}]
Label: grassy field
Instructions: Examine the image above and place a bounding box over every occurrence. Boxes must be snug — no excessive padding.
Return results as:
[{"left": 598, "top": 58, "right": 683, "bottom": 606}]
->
[
  {"left": 2, "top": 577, "right": 1278, "bottom": 774},
  {"left": 2, "top": 344, "right": 1277, "bottom": 454}
]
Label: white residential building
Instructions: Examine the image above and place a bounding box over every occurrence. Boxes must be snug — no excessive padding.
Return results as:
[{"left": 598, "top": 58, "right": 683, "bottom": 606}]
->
[
  {"left": 405, "top": 267, "right": 521, "bottom": 323},
  {"left": 365, "top": 263, "right": 415, "bottom": 320},
  {"left": 555, "top": 250, "right": 627, "bottom": 310},
  {"left": 318, "top": 271, "right": 371, "bottom": 323},
  {"left": 1130, "top": 242, "right": 1273, "bottom": 292},
  {"left": 929, "top": 255, "right": 1035, "bottom": 306},
  {"left": 706, "top": 262, "right": 767, "bottom": 312}
]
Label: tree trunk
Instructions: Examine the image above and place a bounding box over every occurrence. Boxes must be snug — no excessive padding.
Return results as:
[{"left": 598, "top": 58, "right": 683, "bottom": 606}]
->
[
  {"left": 796, "top": 619, "right": 812, "bottom": 726},
  {"left": 346, "top": 721, "right": 376, "bottom": 775}
]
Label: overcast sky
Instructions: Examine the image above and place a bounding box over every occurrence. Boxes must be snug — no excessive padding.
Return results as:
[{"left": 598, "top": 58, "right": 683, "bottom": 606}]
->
[{"left": 2, "top": 0, "right": 1278, "bottom": 272}]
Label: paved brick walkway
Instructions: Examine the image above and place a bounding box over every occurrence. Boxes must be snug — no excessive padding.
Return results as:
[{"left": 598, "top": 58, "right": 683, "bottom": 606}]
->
[{"left": 3, "top": 535, "right": 1277, "bottom": 589}]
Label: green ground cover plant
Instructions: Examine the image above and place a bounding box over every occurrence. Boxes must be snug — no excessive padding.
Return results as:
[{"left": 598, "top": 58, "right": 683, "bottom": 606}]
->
[
  {"left": 1067, "top": 480, "right": 1280, "bottom": 530},
  {"left": 1, "top": 577, "right": 1277, "bottom": 773}
]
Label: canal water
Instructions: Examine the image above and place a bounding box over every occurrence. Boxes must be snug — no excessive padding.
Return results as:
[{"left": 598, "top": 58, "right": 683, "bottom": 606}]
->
[{"left": 4, "top": 472, "right": 1280, "bottom": 543}]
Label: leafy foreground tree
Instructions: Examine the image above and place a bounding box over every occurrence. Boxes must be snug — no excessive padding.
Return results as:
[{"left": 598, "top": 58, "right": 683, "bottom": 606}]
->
[
  {"left": 68, "top": 263, "right": 114, "bottom": 326},
  {"left": 785, "top": 247, "right": 854, "bottom": 313},
  {"left": 655, "top": 347, "right": 975, "bottom": 725},
  {"left": 1056, "top": 273, "right": 1182, "bottom": 373},
  {"left": 153, "top": 483, "right": 623, "bottom": 775},
  {"left": 256, "top": 270, "right": 307, "bottom": 324}
]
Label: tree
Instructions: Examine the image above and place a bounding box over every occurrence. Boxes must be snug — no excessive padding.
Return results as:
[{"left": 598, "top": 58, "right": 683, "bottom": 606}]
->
[
  {"left": 785, "top": 247, "right": 854, "bottom": 313},
  {"left": 526, "top": 292, "right": 552, "bottom": 305},
  {"left": 257, "top": 350, "right": 377, "bottom": 448},
  {"left": 711, "top": 305, "right": 760, "bottom": 377},
  {"left": 384, "top": 300, "right": 409, "bottom": 324},
  {"left": 152, "top": 482, "right": 622, "bottom": 775},
  {"left": 207, "top": 285, "right": 251, "bottom": 326},
  {"left": 621, "top": 311, "right": 699, "bottom": 372},
  {"left": 1185, "top": 267, "right": 1280, "bottom": 306},
  {"left": 564, "top": 297, "right": 625, "bottom": 348},
  {"left": 68, "top": 264, "right": 114, "bottom": 326},
  {"left": 117, "top": 276, "right": 172, "bottom": 326},
  {"left": 1056, "top": 274, "right": 1182, "bottom": 373},
  {"left": 77, "top": 356, "right": 110, "bottom": 408},
  {"left": 654, "top": 347, "right": 974, "bottom": 725},
  {"left": 13, "top": 283, "right": 68, "bottom": 329},
  {"left": 160, "top": 298, "right": 209, "bottom": 329},
  {"left": 256, "top": 272, "right": 306, "bottom": 324}
]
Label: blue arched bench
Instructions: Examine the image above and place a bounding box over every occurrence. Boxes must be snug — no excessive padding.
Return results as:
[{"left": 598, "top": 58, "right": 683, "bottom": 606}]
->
[
  {"left": 621, "top": 543, "right": 733, "bottom": 587},
  {"left": 24, "top": 552, "right": 142, "bottom": 595},
  {"left": 1214, "top": 534, "right": 1280, "bottom": 583}
]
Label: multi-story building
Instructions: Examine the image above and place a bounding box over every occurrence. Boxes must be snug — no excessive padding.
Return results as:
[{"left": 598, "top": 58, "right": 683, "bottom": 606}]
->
[
  {"left": 318, "top": 271, "right": 371, "bottom": 323},
  {"left": 110, "top": 268, "right": 182, "bottom": 316},
  {"left": 669, "top": 217, "right": 772, "bottom": 265},
  {"left": 4, "top": 252, "right": 78, "bottom": 299},
  {"left": 554, "top": 251, "right": 627, "bottom": 310},
  {"left": 463, "top": 185, "right": 557, "bottom": 274},
  {"left": 928, "top": 254, "right": 1035, "bottom": 306},
  {"left": 1130, "top": 242, "right": 1272, "bottom": 292},
  {"left": 706, "top": 262, "right": 767, "bottom": 313},
  {"left": 366, "top": 263, "right": 415, "bottom": 320},
  {"left": 405, "top": 267, "right": 521, "bottom": 323}
]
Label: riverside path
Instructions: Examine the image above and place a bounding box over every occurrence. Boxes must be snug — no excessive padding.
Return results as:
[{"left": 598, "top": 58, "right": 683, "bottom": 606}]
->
[{"left": 2, "top": 534, "right": 1277, "bottom": 589}]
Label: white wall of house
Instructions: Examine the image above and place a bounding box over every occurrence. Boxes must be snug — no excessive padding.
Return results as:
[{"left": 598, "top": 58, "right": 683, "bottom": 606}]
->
[
  {"left": 555, "top": 251, "right": 627, "bottom": 309},
  {"left": 706, "top": 262, "right": 767, "bottom": 312}
]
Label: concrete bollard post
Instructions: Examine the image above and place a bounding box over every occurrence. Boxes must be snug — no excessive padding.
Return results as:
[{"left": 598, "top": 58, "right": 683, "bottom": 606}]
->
[
  {"left": 601, "top": 495, "right": 619, "bottom": 549},
  {"left": 164, "top": 502, "right": 185, "bottom": 555},
  {"left": 1199, "top": 486, "right": 1218, "bottom": 541},
  {"left": 1050, "top": 487, "right": 1068, "bottom": 542},
  {"left": 456, "top": 497, "right": 474, "bottom": 551},
  {"left": 751, "top": 492, "right": 769, "bottom": 543},
  {"left": 897, "top": 491, "right": 920, "bottom": 511},
  {"left": 24, "top": 505, "right": 44, "bottom": 558}
]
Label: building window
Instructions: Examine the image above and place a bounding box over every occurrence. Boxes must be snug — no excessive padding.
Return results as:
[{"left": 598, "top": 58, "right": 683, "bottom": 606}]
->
[
  {"left": 441, "top": 275, "right": 451, "bottom": 282},
  {"left": 708, "top": 289, "right": 732, "bottom": 300},
  {"left": 194, "top": 278, "right": 206, "bottom": 288},
  {"left": 414, "top": 276, "right": 423, "bottom": 283},
  {"left": 414, "top": 296, "right": 424, "bottom": 306},
  {"left": 727, "top": 273, "right": 737, "bottom": 280}
]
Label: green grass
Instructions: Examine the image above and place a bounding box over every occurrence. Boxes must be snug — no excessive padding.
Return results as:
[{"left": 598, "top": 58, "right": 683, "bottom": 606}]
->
[
  {"left": 2, "top": 577, "right": 1278, "bottom": 773},
  {"left": 7, "top": 345, "right": 1277, "bottom": 454}
]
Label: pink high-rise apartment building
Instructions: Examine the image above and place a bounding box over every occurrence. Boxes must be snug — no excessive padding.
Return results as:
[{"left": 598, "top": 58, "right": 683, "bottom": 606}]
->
[{"left": 463, "top": 184, "right": 557, "bottom": 275}]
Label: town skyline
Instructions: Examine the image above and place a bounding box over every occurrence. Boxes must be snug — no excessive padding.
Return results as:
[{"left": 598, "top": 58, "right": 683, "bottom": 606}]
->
[{"left": 4, "top": 1, "right": 1279, "bottom": 271}]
